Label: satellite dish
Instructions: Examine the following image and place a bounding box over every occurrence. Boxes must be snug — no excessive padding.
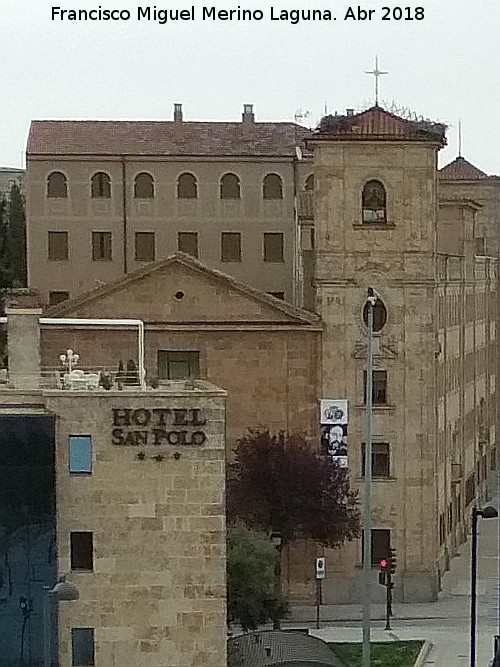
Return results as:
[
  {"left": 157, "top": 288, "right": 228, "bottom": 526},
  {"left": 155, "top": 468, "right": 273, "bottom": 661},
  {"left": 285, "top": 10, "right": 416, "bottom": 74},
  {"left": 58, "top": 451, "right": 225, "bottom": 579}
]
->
[{"left": 295, "top": 146, "right": 303, "bottom": 161}]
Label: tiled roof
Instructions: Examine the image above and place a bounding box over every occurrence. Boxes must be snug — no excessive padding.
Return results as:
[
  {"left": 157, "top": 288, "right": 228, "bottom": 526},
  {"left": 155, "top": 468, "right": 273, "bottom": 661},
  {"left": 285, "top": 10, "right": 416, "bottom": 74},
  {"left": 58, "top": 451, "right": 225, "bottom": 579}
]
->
[
  {"left": 311, "top": 106, "right": 447, "bottom": 145},
  {"left": 27, "top": 120, "right": 311, "bottom": 157},
  {"left": 228, "top": 631, "right": 344, "bottom": 667},
  {"left": 439, "top": 156, "right": 489, "bottom": 180}
]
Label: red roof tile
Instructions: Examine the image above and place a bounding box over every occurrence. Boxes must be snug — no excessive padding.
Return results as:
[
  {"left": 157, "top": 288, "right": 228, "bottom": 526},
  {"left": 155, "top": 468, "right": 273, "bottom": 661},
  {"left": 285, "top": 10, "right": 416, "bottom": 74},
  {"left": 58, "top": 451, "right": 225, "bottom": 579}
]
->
[
  {"left": 439, "top": 156, "right": 488, "bottom": 180},
  {"left": 311, "top": 106, "right": 447, "bottom": 145},
  {"left": 27, "top": 120, "right": 311, "bottom": 157}
]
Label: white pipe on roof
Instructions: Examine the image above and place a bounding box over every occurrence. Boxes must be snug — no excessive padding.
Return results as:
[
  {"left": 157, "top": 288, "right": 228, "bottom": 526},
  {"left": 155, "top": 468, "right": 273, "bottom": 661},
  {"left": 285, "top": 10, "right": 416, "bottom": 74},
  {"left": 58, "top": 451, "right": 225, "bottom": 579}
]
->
[{"left": 0, "top": 317, "right": 146, "bottom": 389}]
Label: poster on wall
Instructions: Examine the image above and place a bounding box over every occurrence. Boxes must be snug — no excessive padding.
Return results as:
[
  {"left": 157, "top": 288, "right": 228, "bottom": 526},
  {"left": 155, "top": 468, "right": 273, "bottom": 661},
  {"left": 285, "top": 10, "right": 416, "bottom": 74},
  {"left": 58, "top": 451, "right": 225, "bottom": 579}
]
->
[{"left": 320, "top": 399, "right": 348, "bottom": 467}]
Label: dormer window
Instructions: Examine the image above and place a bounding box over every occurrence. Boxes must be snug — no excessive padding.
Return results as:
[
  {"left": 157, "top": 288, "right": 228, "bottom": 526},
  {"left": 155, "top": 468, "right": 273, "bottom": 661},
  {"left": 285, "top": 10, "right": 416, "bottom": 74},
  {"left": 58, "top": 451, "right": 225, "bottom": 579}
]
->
[{"left": 362, "top": 180, "right": 386, "bottom": 223}]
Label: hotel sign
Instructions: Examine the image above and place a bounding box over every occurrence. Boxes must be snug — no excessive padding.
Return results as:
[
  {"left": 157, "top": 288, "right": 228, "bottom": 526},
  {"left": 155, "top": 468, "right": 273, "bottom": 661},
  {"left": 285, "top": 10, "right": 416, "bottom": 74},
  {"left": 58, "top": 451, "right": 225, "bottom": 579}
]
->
[{"left": 112, "top": 408, "right": 207, "bottom": 446}]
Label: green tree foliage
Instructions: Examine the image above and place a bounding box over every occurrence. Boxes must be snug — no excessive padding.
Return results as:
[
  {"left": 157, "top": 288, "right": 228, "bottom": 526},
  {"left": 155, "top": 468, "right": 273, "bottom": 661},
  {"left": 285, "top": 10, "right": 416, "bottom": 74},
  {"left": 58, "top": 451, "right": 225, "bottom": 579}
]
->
[
  {"left": 227, "top": 523, "right": 287, "bottom": 631},
  {"left": 0, "top": 196, "right": 11, "bottom": 288},
  {"left": 227, "top": 430, "right": 361, "bottom": 547},
  {"left": 7, "top": 183, "right": 27, "bottom": 287},
  {"left": 0, "top": 184, "right": 27, "bottom": 288}
]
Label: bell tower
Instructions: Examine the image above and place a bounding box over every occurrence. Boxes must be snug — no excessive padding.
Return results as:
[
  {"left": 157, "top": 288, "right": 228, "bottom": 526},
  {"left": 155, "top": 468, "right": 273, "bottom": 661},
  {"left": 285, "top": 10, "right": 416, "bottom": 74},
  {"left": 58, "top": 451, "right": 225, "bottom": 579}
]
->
[{"left": 308, "top": 107, "right": 447, "bottom": 602}]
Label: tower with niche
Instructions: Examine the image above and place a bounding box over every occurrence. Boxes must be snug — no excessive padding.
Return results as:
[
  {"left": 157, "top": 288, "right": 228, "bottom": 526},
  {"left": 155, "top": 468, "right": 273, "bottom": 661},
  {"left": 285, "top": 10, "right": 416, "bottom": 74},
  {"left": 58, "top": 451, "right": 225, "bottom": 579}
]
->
[{"left": 308, "top": 106, "right": 448, "bottom": 602}]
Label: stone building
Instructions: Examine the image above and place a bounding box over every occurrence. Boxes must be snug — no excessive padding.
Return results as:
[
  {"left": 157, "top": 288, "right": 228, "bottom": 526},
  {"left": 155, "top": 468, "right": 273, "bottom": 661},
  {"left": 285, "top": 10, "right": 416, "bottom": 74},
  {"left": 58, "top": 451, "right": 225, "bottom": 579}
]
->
[
  {"left": 39, "top": 252, "right": 321, "bottom": 452},
  {"left": 0, "top": 166, "right": 24, "bottom": 199},
  {"left": 21, "top": 103, "right": 500, "bottom": 604},
  {"left": 26, "top": 105, "right": 312, "bottom": 307},
  {"left": 308, "top": 106, "right": 498, "bottom": 602},
  {"left": 0, "top": 298, "right": 227, "bottom": 667}
]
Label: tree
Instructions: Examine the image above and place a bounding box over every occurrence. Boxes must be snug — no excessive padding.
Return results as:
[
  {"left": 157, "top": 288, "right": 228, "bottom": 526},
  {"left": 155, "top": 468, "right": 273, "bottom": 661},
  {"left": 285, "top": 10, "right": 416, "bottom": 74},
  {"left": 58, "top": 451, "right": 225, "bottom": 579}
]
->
[
  {"left": 227, "top": 430, "right": 360, "bottom": 546},
  {"left": 227, "top": 431, "right": 361, "bottom": 626},
  {"left": 7, "top": 183, "right": 27, "bottom": 287},
  {"left": 227, "top": 523, "right": 287, "bottom": 631},
  {"left": 0, "top": 196, "right": 11, "bottom": 288}
]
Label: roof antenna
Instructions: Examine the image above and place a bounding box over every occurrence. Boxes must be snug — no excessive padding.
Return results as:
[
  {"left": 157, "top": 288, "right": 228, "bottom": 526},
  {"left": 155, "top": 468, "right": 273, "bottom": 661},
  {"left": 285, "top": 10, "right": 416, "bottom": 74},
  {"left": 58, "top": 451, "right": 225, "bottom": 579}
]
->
[
  {"left": 324, "top": 101, "right": 328, "bottom": 116},
  {"left": 458, "top": 119, "right": 462, "bottom": 158},
  {"left": 365, "top": 56, "right": 388, "bottom": 107}
]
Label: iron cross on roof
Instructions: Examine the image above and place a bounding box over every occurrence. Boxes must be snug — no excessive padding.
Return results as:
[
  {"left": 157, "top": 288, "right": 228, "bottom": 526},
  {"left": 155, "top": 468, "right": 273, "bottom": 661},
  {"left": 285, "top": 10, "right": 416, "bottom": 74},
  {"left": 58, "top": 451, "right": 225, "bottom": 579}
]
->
[{"left": 365, "top": 56, "right": 388, "bottom": 107}]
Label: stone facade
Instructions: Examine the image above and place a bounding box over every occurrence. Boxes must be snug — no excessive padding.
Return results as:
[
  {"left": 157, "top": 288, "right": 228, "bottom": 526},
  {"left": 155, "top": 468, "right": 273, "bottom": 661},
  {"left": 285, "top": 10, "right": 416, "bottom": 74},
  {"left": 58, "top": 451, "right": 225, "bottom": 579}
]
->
[
  {"left": 17, "top": 104, "right": 500, "bottom": 606},
  {"left": 308, "top": 107, "right": 498, "bottom": 603},
  {"left": 39, "top": 253, "right": 322, "bottom": 451},
  {"left": 26, "top": 105, "right": 313, "bottom": 306},
  {"left": 0, "top": 380, "right": 227, "bottom": 667}
]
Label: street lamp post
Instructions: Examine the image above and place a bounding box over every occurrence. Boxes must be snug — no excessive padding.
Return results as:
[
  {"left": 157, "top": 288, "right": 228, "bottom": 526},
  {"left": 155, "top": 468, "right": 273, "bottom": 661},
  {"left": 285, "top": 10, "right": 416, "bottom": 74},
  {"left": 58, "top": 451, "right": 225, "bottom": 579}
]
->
[
  {"left": 470, "top": 505, "right": 498, "bottom": 667},
  {"left": 43, "top": 579, "right": 79, "bottom": 667},
  {"left": 59, "top": 349, "right": 79, "bottom": 374},
  {"left": 271, "top": 532, "right": 282, "bottom": 630},
  {"left": 362, "top": 288, "right": 377, "bottom": 667}
]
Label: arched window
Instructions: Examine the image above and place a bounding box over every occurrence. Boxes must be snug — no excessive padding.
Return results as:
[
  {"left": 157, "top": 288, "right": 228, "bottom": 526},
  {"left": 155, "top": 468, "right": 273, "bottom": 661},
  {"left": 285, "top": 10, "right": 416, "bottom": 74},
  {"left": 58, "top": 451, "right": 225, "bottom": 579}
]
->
[
  {"left": 263, "top": 173, "right": 283, "bottom": 200},
  {"left": 363, "top": 298, "right": 387, "bottom": 332},
  {"left": 305, "top": 174, "right": 314, "bottom": 191},
  {"left": 91, "top": 172, "right": 111, "bottom": 198},
  {"left": 362, "top": 180, "right": 386, "bottom": 223},
  {"left": 220, "top": 173, "right": 240, "bottom": 199},
  {"left": 177, "top": 173, "right": 197, "bottom": 199},
  {"left": 134, "top": 173, "right": 154, "bottom": 199},
  {"left": 47, "top": 172, "right": 67, "bottom": 198}
]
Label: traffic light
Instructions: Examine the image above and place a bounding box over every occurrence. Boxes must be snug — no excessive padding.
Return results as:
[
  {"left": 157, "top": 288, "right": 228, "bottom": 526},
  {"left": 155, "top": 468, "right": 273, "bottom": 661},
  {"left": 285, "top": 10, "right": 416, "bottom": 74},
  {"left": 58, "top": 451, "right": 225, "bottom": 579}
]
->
[
  {"left": 388, "top": 547, "right": 397, "bottom": 575},
  {"left": 378, "top": 558, "right": 388, "bottom": 586}
]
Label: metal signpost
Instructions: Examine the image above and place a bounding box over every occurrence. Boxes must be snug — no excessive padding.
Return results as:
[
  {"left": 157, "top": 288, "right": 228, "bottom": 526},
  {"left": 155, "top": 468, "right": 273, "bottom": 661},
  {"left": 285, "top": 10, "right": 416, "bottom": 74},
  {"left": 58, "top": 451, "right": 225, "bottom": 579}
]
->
[{"left": 315, "top": 557, "right": 325, "bottom": 629}]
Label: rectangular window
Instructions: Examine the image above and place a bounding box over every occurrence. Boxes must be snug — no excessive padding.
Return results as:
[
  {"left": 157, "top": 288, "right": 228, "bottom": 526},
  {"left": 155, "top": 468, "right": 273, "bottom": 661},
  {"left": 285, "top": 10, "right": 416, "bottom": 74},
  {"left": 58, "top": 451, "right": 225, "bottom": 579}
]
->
[
  {"left": 361, "top": 443, "right": 390, "bottom": 478},
  {"left": 178, "top": 232, "right": 198, "bottom": 258},
  {"left": 157, "top": 350, "right": 199, "bottom": 380},
  {"left": 70, "top": 532, "right": 93, "bottom": 571},
  {"left": 68, "top": 436, "right": 92, "bottom": 474},
  {"left": 72, "top": 628, "right": 95, "bottom": 666},
  {"left": 364, "top": 370, "right": 387, "bottom": 405},
  {"left": 48, "top": 231, "right": 68, "bottom": 261},
  {"left": 362, "top": 529, "right": 390, "bottom": 566},
  {"left": 221, "top": 232, "right": 241, "bottom": 262},
  {"left": 263, "top": 233, "right": 284, "bottom": 262},
  {"left": 135, "top": 232, "right": 155, "bottom": 262},
  {"left": 49, "top": 291, "right": 69, "bottom": 306},
  {"left": 267, "top": 292, "right": 285, "bottom": 300},
  {"left": 92, "top": 231, "right": 112, "bottom": 261}
]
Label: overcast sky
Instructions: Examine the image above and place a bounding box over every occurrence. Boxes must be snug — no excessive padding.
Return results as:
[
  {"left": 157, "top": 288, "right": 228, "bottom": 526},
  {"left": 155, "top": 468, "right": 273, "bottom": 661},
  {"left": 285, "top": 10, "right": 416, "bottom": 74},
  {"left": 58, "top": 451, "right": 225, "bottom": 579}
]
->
[{"left": 1, "top": 0, "right": 498, "bottom": 171}]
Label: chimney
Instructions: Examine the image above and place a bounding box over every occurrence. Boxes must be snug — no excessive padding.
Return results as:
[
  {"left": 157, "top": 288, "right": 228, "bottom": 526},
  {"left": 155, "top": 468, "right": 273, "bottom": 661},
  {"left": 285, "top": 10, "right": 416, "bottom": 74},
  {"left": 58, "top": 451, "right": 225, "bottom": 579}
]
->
[
  {"left": 5, "top": 290, "right": 42, "bottom": 390},
  {"left": 242, "top": 104, "right": 255, "bottom": 123},
  {"left": 346, "top": 108, "right": 354, "bottom": 117},
  {"left": 174, "top": 103, "right": 183, "bottom": 122}
]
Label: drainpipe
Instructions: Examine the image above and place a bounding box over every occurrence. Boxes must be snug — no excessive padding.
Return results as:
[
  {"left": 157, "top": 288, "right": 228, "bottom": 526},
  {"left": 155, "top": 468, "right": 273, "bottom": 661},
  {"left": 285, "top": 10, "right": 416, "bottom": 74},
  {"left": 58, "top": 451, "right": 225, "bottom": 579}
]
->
[
  {"left": 0, "top": 317, "right": 146, "bottom": 388},
  {"left": 121, "top": 157, "right": 128, "bottom": 274}
]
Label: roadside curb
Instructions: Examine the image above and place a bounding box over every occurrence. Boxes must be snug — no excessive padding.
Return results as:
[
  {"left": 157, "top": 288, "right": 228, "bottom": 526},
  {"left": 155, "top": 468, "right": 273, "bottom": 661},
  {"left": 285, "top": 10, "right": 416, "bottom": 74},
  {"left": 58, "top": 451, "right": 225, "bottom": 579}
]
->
[{"left": 414, "top": 640, "right": 432, "bottom": 667}]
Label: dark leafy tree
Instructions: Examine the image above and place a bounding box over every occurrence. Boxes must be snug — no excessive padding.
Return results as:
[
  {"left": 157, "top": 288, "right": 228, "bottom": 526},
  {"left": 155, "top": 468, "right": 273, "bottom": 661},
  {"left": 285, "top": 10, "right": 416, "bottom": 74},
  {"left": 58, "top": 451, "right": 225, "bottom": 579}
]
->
[
  {"left": 7, "top": 183, "right": 27, "bottom": 287},
  {"left": 227, "top": 523, "right": 287, "bottom": 631},
  {"left": 227, "top": 430, "right": 360, "bottom": 546},
  {"left": 227, "top": 430, "right": 361, "bottom": 627},
  {"left": 0, "top": 196, "right": 12, "bottom": 288}
]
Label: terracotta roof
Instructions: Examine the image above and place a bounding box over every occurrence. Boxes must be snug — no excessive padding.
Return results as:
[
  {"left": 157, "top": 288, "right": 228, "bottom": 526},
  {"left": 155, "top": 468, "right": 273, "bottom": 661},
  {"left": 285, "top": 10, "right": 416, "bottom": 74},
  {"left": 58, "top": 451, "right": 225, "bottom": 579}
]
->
[
  {"left": 27, "top": 120, "right": 311, "bottom": 157},
  {"left": 439, "top": 156, "right": 489, "bottom": 180},
  {"left": 311, "top": 106, "right": 447, "bottom": 145}
]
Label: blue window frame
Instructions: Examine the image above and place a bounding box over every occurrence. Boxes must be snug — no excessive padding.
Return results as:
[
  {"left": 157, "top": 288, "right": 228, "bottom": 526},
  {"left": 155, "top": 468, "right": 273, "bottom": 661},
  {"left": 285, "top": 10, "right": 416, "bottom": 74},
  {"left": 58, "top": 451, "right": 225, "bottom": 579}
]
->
[{"left": 68, "top": 436, "right": 92, "bottom": 474}]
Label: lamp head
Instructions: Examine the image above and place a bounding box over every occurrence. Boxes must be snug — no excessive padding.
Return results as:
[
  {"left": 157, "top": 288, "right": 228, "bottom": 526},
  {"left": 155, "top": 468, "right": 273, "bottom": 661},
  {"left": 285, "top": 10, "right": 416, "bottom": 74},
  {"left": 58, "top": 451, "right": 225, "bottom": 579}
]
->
[{"left": 479, "top": 505, "right": 498, "bottom": 519}]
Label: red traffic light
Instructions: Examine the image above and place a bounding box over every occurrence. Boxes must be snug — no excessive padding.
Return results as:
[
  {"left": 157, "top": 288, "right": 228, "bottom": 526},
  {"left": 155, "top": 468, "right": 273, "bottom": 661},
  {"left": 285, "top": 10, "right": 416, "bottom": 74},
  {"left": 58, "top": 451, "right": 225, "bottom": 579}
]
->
[{"left": 379, "top": 558, "right": 388, "bottom": 569}]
